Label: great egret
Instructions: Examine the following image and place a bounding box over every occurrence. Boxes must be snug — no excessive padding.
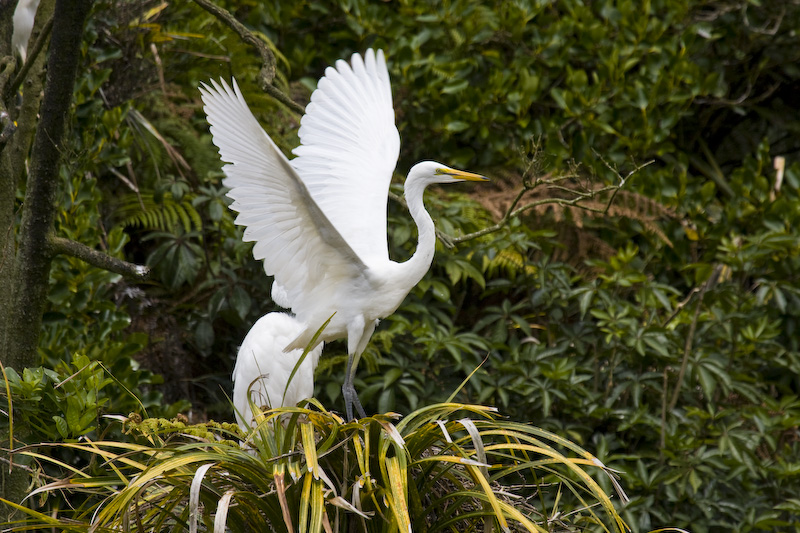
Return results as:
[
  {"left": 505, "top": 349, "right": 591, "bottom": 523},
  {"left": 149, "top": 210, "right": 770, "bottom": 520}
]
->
[
  {"left": 12, "top": 0, "right": 41, "bottom": 62},
  {"left": 201, "top": 49, "right": 487, "bottom": 420},
  {"left": 232, "top": 312, "right": 323, "bottom": 431}
]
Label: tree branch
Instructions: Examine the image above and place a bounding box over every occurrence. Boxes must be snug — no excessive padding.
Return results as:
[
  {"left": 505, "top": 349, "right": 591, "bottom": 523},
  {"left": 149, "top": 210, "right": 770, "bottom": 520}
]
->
[
  {"left": 7, "top": 0, "right": 93, "bottom": 370},
  {"left": 0, "top": 53, "right": 15, "bottom": 150},
  {"left": 593, "top": 150, "right": 654, "bottom": 215},
  {"left": 666, "top": 264, "right": 722, "bottom": 413},
  {"left": 2, "top": 0, "right": 54, "bottom": 192},
  {"left": 432, "top": 156, "right": 653, "bottom": 248},
  {"left": 193, "top": 0, "right": 305, "bottom": 116},
  {"left": 49, "top": 236, "right": 149, "bottom": 280}
]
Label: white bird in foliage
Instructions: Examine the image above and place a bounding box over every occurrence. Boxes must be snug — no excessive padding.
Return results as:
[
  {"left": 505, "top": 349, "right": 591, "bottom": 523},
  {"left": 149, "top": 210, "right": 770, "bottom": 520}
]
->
[
  {"left": 12, "top": 0, "right": 41, "bottom": 63},
  {"left": 201, "top": 49, "right": 488, "bottom": 420},
  {"left": 232, "top": 312, "right": 323, "bottom": 431}
]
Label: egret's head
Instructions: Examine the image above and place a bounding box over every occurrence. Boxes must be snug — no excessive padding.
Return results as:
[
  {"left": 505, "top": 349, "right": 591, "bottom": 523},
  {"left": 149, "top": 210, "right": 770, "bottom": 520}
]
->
[{"left": 408, "top": 160, "right": 489, "bottom": 185}]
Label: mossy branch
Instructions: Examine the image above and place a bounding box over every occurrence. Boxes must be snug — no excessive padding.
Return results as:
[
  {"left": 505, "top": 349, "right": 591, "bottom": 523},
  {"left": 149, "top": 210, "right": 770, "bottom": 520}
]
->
[
  {"left": 0, "top": 55, "right": 15, "bottom": 149},
  {"left": 9, "top": 0, "right": 91, "bottom": 371},
  {"left": 48, "top": 236, "right": 149, "bottom": 280},
  {"left": 193, "top": 0, "right": 304, "bottom": 116}
]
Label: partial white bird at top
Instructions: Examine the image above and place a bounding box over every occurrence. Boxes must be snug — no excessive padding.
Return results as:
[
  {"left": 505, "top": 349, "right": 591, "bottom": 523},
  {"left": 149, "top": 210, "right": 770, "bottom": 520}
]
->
[
  {"left": 200, "top": 49, "right": 488, "bottom": 420},
  {"left": 232, "top": 312, "right": 323, "bottom": 431},
  {"left": 12, "top": 0, "right": 41, "bottom": 63}
]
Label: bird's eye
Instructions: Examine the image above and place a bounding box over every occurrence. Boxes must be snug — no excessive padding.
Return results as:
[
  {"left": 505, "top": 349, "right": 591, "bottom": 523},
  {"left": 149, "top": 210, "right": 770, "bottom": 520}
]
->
[{"left": 434, "top": 168, "right": 446, "bottom": 175}]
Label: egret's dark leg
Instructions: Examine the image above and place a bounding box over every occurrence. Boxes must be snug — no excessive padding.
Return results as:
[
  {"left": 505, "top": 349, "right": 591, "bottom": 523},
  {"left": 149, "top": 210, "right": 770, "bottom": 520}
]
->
[
  {"left": 342, "top": 318, "right": 377, "bottom": 420},
  {"left": 342, "top": 354, "right": 366, "bottom": 420}
]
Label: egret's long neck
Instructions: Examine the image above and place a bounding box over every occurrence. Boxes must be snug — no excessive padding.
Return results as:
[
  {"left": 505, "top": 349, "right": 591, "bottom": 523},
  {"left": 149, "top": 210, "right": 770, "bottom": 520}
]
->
[{"left": 402, "top": 177, "right": 436, "bottom": 286}]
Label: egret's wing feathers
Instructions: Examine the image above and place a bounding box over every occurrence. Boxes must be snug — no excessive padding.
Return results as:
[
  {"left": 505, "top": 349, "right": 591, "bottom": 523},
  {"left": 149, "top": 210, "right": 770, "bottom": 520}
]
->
[
  {"left": 200, "top": 79, "right": 366, "bottom": 313},
  {"left": 292, "top": 49, "right": 400, "bottom": 266}
]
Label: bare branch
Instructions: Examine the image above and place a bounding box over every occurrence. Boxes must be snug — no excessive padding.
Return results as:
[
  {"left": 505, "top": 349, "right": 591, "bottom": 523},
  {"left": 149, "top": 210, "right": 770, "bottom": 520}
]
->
[
  {"left": 437, "top": 154, "right": 653, "bottom": 248},
  {"left": 446, "top": 180, "right": 616, "bottom": 246},
  {"left": 447, "top": 193, "right": 602, "bottom": 246},
  {"left": 389, "top": 152, "right": 651, "bottom": 250},
  {"left": 193, "top": 0, "right": 305, "bottom": 116},
  {"left": 49, "top": 236, "right": 149, "bottom": 281},
  {"left": 592, "top": 151, "right": 654, "bottom": 215},
  {"left": 666, "top": 264, "right": 723, "bottom": 413},
  {"left": 661, "top": 287, "right": 701, "bottom": 329}
]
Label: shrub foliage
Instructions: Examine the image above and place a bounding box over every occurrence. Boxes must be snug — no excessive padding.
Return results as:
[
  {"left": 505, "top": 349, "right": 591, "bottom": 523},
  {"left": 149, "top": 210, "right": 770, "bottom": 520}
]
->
[{"left": 2, "top": 0, "right": 800, "bottom": 531}]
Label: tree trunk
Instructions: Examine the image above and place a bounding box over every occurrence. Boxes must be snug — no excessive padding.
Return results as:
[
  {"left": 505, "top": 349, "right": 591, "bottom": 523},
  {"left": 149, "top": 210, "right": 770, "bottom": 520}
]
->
[
  {"left": 0, "top": 0, "right": 21, "bottom": 372},
  {"left": 0, "top": 0, "right": 93, "bottom": 519},
  {"left": 0, "top": 0, "right": 54, "bottom": 367},
  {"left": 8, "top": 0, "right": 91, "bottom": 367}
]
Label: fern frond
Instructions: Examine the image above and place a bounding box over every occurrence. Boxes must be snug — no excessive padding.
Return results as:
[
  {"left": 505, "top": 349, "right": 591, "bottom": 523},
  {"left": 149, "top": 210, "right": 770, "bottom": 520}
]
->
[
  {"left": 115, "top": 192, "right": 202, "bottom": 233},
  {"left": 431, "top": 64, "right": 456, "bottom": 80},
  {"left": 449, "top": 28, "right": 465, "bottom": 47},
  {"left": 485, "top": 248, "right": 537, "bottom": 279}
]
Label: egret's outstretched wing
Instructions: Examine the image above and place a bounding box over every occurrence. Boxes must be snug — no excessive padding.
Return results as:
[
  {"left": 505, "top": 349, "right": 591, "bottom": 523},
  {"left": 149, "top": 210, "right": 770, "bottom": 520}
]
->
[
  {"left": 200, "top": 79, "right": 367, "bottom": 314},
  {"left": 291, "top": 49, "right": 400, "bottom": 267}
]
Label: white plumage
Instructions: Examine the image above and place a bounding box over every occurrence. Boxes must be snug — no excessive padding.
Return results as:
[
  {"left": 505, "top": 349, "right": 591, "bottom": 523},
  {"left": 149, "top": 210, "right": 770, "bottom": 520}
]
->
[
  {"left": 12, "top": 0, "right": 41, "bottom": 62},
  {"left": 201, "top": 49, "right": 487, "bottom": 419},
  {"left": 232, "top": 313, "right": 323, "bottom": 431}
]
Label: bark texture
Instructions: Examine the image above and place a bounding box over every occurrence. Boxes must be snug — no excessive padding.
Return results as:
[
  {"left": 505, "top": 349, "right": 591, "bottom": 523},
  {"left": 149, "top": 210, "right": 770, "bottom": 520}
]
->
[{"left": 1, "top": 0, "right": 93, "bottom": 519}]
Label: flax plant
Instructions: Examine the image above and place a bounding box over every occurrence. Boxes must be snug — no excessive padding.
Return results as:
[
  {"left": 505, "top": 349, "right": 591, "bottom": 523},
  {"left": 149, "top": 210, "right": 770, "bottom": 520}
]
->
[{"left": 3, "top": 402, "right": 629, "bottom": 532}]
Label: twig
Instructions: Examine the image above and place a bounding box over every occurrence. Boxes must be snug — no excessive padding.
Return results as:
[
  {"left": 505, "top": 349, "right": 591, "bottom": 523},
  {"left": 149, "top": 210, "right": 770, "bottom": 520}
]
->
[
  {"left": 666, "top": 267, "right": 720, "bottom": 413},
  {"left": 684, "top": 140, "right": 735, "bottom": 199},
  {"left": 193, "top": 0, "right": 305, "bottom": 116},
  {"left": 433, "top": 156, "right": 651, "bottom": 248},
  {"left": 661, "top": 263, "right": 722, "bottom": 437},
  {"left": 668, "top": 297, "right": 704, "bottom": 412},
  {"left": 440, "top": 165, "right": 544, "bottom": 247},
  {"left": 593, "top": 150, "right": 654, "bottom": 215},
  {"left": 446, "top": 183, "right": 617, "bottom": 247},
  {"left": 49, "top": 236, "right": 150, "bottom": 280},
  {"left": 661, "top": 287, "right": 701, "bottom": 328},
  {"left": 392, "top": 174, "right": 607, "bottom": 249},
  {"left": 660, "top": 367, "right": 668, "bottom": 452},
  {"left": 150, "top": 42, "right": 169, "bottom": 105},
  {"left": 0, "top": 456, "right": 39, "bottom": 478}
]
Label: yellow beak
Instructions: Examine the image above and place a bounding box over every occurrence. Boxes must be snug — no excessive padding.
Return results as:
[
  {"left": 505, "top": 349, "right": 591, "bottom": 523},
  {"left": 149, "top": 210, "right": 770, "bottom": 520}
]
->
[{"left": 443, "top": 168, "right": 490, "bottom": 182}]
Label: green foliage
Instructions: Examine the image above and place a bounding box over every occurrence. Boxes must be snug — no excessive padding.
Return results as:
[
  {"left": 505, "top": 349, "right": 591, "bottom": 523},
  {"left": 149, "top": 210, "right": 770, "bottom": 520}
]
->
[
  {"left": 200, "top": 6, "right": 799, "bottom": 530},
  {"left": 8, "top": 0, "right": 800, "bottom": 531},
  {"left": 117, "top": 192, "right": 203, "bottom": 233},
  {"left": 243, "top": 0, "right": 717, "bottom": 171},
  {"left": 1, "top": 355, "right": 113, "bottom": 442},
  {"left": 5, "top": 404, "right": 629, "bottom": 532},
  {"left": 347, "top": 160, "right": 800, "bottom": 531}
]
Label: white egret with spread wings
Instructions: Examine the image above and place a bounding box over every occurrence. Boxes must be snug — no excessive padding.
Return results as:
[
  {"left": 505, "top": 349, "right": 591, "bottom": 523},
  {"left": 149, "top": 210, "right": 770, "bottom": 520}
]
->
[{"left": 201, "top": 49, "right": 487, "bottom": 420}]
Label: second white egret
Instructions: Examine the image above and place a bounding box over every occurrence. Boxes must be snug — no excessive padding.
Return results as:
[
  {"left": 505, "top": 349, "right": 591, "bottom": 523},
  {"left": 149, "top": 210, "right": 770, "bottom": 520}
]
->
[
  {"left": 201, "top": 49, "right": 487, "bottom": 419},
  {"left": 232, "top": 312, "right": 323, "bottom": 431}
]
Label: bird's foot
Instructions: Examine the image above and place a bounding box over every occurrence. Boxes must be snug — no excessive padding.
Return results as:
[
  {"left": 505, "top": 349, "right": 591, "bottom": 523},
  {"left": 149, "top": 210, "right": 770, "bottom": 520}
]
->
[{"left": 342, "top": 383, "right": 367, "bottom": 421}]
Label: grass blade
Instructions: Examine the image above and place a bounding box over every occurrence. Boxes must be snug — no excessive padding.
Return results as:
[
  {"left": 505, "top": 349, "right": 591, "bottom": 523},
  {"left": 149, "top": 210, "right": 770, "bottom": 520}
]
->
[
  {"left": 386, "top": 456, "right": 412, "bottom": 533},
  {"left": 189, "top": 462, "right": 215, "bottom": 533},
  {"left": 213, "top": 490, "right": 235, "bottom": 533}
]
